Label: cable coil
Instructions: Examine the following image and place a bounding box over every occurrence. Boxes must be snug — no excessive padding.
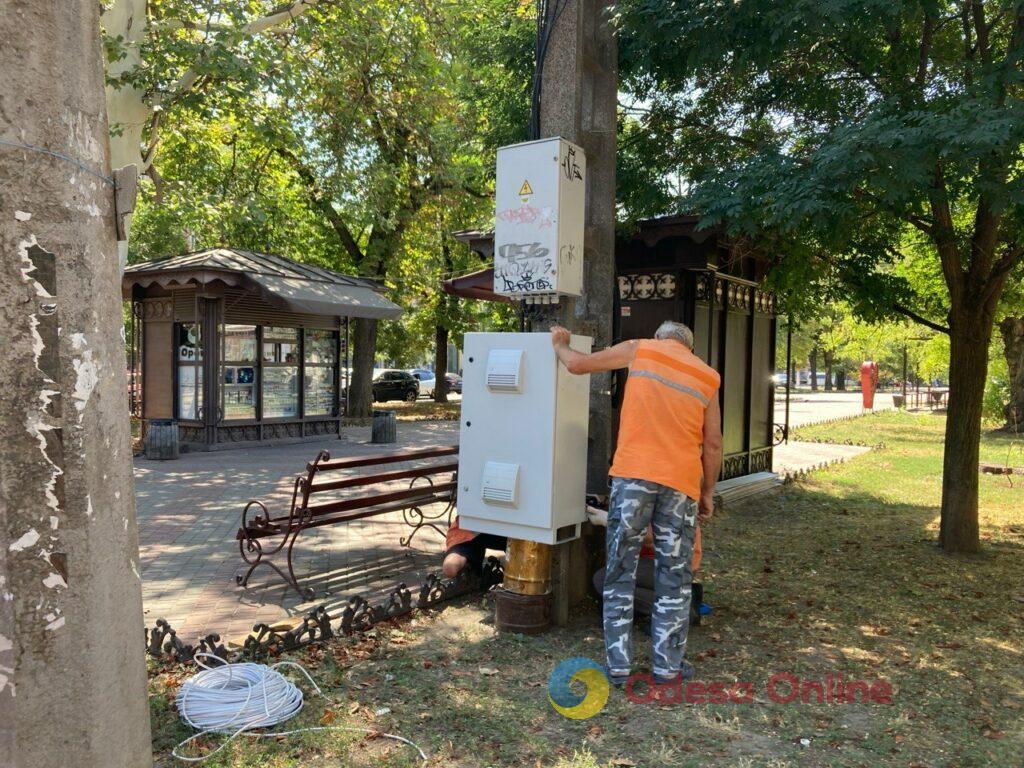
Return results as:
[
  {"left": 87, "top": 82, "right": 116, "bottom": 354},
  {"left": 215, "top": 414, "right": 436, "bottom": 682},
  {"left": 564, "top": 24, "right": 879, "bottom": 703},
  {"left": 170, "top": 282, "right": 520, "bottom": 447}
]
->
[{"left": 172, "top": 654, "right": 426, "bottom": 763}]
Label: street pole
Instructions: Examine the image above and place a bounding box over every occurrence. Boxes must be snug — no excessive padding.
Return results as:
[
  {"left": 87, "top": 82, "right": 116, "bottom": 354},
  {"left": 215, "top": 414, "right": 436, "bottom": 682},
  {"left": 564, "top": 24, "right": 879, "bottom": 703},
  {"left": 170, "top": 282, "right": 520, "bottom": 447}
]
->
[
  {"left": 498, "top": 0, "right": 617, "bottom": 629},
  {"left": 0, "top": 2, "right": 152, "bottom": 765},
  {"left": 902, "top": 345, "right": 908, "bottom": 399}
]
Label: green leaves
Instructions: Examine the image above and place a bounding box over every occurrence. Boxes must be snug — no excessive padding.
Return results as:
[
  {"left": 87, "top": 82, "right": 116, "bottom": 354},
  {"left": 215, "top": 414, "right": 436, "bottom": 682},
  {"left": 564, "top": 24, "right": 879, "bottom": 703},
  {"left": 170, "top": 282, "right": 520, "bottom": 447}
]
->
[{"left": 613, "top": 0, "right": 1024, "bottom": 327}]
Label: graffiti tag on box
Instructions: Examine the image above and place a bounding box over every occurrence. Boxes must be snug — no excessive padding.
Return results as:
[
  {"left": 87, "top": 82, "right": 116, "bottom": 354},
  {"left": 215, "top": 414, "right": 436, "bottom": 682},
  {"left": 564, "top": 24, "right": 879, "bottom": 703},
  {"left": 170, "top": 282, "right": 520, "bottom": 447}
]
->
[
  {"left": 496, "top": 241, "right": 554, "bottom": 293},
  {"left": 496, "top": 204, "right": 555, "bottom": 228}
]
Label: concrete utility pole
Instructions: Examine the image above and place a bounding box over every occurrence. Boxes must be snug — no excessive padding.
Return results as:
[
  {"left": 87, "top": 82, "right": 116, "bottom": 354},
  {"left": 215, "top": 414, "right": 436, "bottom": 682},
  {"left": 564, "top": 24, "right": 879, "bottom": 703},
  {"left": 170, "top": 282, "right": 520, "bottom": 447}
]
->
[
  {"left": 537, "top": 0, "right": 617, "bottom": 494},
  {"left": 538, "top": 0, "right": 617, "bottom": 624},
  {"left": 0, "top": 2, "right": 153, "bottom": 766}
]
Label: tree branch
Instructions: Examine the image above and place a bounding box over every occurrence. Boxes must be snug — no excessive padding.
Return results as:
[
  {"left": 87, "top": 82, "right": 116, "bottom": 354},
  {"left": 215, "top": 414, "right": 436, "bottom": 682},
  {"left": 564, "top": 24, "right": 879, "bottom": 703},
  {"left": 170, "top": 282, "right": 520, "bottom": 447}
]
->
[
  {"left": 852, "top": 187, "right": 935, "bottom": 236},
  {"left": 915, "top": 11, "right": 936, "bottom": 85},
  {"left": 971, "top": 0, "right": 992, "bottom": 66},
  {"left": 275, "top": 146, "right": 366, "bottom": 265},
  {"left": 980, "top": 242, "right": 1024, "bottom": 307},
  {"left": 892, "top": 303, "right": 951, "bottom": 335},
  {"left": 927, "top": 163, "right": 966, "bottom": 304},
  {"left": 153, "top": 1, "right": 324, "bottom": 107}
]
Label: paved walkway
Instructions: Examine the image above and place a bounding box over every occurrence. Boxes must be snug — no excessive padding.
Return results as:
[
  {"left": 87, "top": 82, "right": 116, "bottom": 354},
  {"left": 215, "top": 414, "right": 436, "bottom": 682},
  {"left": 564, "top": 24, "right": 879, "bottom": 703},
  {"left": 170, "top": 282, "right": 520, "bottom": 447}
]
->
[
  {"left": 772, "top": 441, "right": 871, "bottom": 477},
  {"left": 776, "top": 390, "right": 893, "bottom": 428},
  {"left": 136, "top": 421, "right": 460, "bottom": 643},
  {"left": 136, "top": 398, "right": 881, "bottom": 642}
]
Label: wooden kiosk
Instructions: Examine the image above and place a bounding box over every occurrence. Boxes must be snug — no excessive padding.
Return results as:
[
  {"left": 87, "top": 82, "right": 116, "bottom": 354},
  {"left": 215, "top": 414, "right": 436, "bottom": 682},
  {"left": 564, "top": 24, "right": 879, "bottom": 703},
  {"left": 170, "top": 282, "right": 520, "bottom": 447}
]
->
[
  {"left": 123, "top": 248, "right": 401, "bottom": 452},
  {"left": 446, "top": 213, "right": 780, "bottom": 482}
]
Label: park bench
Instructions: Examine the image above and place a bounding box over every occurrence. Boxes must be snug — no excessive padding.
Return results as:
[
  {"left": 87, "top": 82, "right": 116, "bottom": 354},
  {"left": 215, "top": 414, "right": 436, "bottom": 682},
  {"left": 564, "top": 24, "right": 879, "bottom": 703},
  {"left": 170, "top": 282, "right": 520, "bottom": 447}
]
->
[{"left": 236, "top": 445, "right": 458, "bottom": 599}]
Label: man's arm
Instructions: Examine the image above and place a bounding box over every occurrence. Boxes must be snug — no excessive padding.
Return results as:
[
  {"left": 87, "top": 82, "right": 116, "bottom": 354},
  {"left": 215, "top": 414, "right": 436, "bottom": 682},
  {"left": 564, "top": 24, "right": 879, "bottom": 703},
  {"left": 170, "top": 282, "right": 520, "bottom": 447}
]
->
[
  {"left": 699, "top": 395, "right": 723, "bottom": 521},
  {"left": 551, "top": 325, "right": 637, "bottom": 374}
]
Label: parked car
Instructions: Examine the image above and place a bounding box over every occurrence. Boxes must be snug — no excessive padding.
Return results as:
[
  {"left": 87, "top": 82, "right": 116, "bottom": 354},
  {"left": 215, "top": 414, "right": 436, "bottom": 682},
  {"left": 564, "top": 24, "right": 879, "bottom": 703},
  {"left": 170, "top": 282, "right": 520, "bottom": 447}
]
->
[
  {"left": 444, "top": 372, "right": 463, "bottom": 394},
  {"left": 371, "top": 369, "right": 419, "bottom": 402},
  {"left": 407, "top": 369, "right": 436, "bottom": 398}
]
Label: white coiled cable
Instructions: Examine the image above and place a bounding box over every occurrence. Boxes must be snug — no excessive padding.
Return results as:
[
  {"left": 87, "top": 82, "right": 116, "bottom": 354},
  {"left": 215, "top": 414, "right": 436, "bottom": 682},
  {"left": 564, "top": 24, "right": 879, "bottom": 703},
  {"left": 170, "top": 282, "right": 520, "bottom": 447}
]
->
[{"left": 172, "top": 654, "right": 426, "bottom": 763}]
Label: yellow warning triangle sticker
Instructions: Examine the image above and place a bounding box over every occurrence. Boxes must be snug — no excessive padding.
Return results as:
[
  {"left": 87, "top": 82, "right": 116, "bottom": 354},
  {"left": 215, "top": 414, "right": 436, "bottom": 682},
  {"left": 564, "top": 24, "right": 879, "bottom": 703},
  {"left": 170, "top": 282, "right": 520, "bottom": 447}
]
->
[{"left": 518, "top": 179, "right": 533, "bottom": 196}]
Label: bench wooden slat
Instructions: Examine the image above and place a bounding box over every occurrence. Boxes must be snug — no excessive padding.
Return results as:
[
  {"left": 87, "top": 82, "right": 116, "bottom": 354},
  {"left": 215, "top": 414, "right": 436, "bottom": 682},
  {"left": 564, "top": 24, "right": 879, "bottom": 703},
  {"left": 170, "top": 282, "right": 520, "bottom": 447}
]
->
[
  {"left": 239, "top": 492, "right": 454, "bottom": 540},
  {"left": 309, "top": 462, "right": 458, "bottom": 494},
  {"left": 303, "top": 481, "right": 457, "bottom": 519},
  {"left": 312, "top": 445, "right": 458, "bottom": 472}
]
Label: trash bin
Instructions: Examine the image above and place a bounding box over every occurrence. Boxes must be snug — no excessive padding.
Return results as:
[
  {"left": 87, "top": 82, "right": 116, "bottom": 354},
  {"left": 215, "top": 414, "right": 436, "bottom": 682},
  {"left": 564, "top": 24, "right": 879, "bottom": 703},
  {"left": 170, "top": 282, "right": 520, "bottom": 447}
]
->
[
  {"left": 893, "top": 394, "right": 906, "bottom": 409},
  {"left": 144, "top": 419, "right": 179, "bottom": 460},
  {"left": 371, "top": 410, "right": 397, "bottom": 444}
]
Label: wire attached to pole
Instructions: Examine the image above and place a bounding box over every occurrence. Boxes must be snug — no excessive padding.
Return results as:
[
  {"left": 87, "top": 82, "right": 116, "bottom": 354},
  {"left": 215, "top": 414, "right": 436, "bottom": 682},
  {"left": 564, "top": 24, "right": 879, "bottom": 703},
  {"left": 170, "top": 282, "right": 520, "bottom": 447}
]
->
[{"left": 0, "top": 137, "right": 115, "bottom": 185}]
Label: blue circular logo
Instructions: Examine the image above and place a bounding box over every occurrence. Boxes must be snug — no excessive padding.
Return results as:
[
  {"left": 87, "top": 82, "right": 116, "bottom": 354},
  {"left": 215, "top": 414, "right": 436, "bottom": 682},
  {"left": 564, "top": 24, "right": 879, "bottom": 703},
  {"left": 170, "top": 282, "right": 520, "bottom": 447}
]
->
[{"left": 547, "top": 657, "right": 610, "bottom": 719}]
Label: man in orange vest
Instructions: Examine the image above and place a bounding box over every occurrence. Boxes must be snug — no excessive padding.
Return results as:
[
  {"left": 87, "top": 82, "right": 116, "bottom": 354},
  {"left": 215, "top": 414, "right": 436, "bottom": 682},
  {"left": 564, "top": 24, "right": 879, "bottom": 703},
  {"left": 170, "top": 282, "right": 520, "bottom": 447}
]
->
[{"left": 552, "top": 320, "right": 722, "bottom": 685}]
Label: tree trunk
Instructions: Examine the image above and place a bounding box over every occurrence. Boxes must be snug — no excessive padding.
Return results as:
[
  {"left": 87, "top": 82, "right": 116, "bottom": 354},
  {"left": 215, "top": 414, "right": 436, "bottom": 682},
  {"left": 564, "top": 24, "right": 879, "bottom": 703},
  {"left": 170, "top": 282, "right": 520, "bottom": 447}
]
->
[
  {"left": 1000, "top": 316, "right": 1024, "bottom": 433},
  {"left": 433, "top": 324, "right": 449, "bottom": 403},
  {"left": 1, "top": 1, "right": 152, "bottom": 765},
  {"left": 824, "top": 351, "right": 834, "bottom": 391},
  {"left": 810, "top": 347, "right": 819, "bottom": 391},
  {"left": 940, "top": 310, "right": 993, "bottom": 553},
  {"left": 348, "top": 318, "right": 378, "bottom": 418}
]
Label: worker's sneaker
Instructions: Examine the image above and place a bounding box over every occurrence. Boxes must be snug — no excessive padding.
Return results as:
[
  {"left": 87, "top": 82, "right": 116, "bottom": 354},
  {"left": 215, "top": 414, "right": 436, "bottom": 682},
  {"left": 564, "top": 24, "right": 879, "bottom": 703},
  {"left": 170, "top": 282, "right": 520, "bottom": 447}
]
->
[
  {"left": 653, "top": 660, "right": 696, "bottom": 685},
  {"left": 602, "top": 666, "right": 630, "bottom": 687}
]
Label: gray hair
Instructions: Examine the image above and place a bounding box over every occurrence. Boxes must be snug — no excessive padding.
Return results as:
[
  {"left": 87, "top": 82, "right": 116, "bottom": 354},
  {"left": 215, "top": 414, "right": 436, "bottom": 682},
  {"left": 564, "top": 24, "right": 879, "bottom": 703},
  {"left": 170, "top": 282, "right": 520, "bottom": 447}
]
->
[{"left": 654, "top": 320, "right": 694, "bottom": 349}]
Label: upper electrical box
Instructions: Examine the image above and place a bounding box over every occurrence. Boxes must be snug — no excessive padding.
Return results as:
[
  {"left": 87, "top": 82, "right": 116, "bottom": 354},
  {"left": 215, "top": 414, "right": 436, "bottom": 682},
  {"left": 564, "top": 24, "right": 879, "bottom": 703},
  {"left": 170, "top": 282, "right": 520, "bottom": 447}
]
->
[{"left": 494, "top": 137, "right": 586, "bottom": 303}]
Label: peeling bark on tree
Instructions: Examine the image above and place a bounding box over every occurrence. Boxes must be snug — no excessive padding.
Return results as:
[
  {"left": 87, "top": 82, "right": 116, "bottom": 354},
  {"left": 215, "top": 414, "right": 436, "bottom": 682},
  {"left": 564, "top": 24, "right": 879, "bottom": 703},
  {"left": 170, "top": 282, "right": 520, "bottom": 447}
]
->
[
  {"left": 0, "top": 1, "right": 152, "bottom": 765},
  {"left": 1000, "top": 316, "right": 1024, "bottom": 433}
]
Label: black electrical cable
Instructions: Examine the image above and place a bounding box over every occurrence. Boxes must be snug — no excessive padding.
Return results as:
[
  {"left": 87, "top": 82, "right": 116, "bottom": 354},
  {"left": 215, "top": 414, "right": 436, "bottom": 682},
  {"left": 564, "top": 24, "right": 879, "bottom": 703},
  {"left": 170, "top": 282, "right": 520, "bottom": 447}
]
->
[{"left": 528, "top": 0, "right": 569, "bottom": 141}]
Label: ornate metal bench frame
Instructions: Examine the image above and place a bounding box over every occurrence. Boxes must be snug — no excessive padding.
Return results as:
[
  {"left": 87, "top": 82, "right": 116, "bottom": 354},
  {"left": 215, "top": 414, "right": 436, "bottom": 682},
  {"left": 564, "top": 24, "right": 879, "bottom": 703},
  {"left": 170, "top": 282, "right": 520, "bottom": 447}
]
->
[{"left": 236, "top": 446, "right": 458, "bottom": 599}]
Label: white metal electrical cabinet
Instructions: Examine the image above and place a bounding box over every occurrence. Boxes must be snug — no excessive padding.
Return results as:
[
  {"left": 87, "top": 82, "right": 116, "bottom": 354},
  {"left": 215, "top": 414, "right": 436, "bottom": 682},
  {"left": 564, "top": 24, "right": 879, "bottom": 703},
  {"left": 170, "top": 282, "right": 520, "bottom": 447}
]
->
[
  {"left": 457, "top": 332, "right": 591, "bottom": 544},
  {"left": 493, "top": 137, "right": 586, "bottom": 302}
]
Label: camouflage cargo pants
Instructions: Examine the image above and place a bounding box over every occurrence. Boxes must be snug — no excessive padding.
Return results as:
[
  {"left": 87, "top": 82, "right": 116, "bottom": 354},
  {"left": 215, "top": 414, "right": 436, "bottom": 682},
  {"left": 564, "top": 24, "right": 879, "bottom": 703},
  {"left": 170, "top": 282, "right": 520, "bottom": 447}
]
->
[{"left": 604, "top": 477, "right": 697, "bottom": 679}]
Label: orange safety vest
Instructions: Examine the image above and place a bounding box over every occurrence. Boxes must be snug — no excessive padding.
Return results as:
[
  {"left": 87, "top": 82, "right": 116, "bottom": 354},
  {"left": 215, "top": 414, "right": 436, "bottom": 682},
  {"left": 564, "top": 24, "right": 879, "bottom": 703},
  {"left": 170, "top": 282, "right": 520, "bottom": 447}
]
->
[{"left": 610, "top": 339, "right": 720, "bottom": 500}]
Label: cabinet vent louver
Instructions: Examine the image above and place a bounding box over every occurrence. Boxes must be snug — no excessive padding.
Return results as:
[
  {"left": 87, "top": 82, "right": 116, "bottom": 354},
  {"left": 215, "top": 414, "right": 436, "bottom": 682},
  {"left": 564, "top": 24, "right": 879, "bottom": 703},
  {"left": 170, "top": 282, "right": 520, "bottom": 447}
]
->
[
  {"left": 485, "top": 348, "right": 524, "bottom": 393},
  {"left": 481, "top": 461, "right": 519, "bottom": 506}
]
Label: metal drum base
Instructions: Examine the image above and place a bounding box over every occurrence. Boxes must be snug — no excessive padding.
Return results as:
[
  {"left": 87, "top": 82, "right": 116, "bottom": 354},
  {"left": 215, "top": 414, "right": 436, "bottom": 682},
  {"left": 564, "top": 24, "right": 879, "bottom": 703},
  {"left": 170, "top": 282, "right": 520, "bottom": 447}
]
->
[{"left": 494, "top": 588, "right": 551, "bottom": 635}]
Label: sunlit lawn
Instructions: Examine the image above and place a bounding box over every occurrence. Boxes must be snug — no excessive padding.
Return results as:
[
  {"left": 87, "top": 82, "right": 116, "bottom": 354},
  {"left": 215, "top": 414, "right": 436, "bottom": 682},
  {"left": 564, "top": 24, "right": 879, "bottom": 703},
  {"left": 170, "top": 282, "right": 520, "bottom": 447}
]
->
[{"left": 150, "top": 411, "right": 1023, "bottom": 767}]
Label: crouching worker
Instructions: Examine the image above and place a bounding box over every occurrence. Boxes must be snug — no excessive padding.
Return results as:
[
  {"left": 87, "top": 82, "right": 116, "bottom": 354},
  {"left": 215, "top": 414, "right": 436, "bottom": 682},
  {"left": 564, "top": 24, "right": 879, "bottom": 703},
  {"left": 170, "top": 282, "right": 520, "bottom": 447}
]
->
[
  {"left": 442, "top": 516, "right": 507, "bottom": 578},
  {"left": 552, "top": 321, "right": 722, "bottom": 686},
  {"left": 588, "top": 505, "right": 704, "bottom": 627}
]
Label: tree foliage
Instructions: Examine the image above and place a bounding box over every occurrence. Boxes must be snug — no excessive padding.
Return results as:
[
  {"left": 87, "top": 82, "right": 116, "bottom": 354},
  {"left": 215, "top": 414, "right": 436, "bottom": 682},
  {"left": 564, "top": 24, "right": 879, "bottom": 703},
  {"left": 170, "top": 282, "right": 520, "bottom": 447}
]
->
[
  {"left": 613, "top": 0, "right": 1024, "bottom": 552},
  {"left": 119, "top": 0, "right": 530, "bottom": 414}
]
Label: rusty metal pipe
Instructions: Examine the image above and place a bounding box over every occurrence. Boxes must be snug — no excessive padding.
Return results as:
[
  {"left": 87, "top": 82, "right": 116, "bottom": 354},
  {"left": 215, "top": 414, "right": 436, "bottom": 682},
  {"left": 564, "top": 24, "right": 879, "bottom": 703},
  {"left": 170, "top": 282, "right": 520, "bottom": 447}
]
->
[{"left": 495, "top": 538, "right": 553, "bottom": 634}]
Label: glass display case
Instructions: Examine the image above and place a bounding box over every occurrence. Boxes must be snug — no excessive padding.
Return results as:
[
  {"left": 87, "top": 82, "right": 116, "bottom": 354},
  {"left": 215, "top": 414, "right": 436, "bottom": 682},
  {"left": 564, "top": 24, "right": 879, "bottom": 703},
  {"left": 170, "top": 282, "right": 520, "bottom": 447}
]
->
[
  {"left": 304, "top": 328, "right": 337, "bottom": 416},
  {"left": 177, "top": 323, "right": 203, "bottom": 420},
  {"left": 222, "top": 324, "right": 257, "bottom": 420},
  {"left": 263, "top": 366, "right": 299, "bottom": 418}
]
